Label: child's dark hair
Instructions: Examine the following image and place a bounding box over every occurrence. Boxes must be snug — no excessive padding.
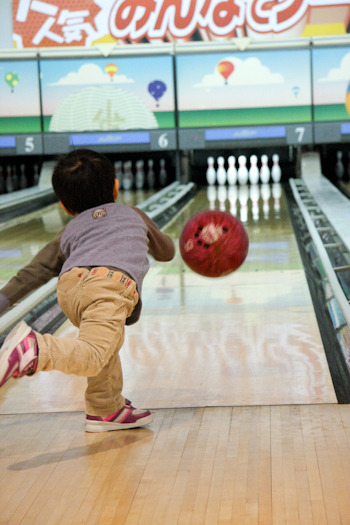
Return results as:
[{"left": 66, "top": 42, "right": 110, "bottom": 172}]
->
[{"left": 52, "top": 149, "right": 116, "bottom": 214}]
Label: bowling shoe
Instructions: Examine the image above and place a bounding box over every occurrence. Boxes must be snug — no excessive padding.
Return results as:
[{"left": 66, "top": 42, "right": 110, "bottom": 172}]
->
[
  {"left": 85, "top": 403, "right": 153, "bottom": 432},
  {"left": 0, "top": 321, "right": 38, "bottom": 387}
]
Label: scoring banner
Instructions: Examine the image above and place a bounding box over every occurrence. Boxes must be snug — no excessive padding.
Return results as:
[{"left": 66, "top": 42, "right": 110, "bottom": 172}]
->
[{"left": 12, "top": 0, "right": 350, "bottom": 48}]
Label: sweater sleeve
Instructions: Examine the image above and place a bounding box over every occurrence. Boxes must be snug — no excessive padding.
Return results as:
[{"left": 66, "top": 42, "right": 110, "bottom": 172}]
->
[
  {"left": 133, "top": 207, "right": 175, "bottom": 261},
  {"left": 0, "top": 231, "right": 66, "bottom": 311}
]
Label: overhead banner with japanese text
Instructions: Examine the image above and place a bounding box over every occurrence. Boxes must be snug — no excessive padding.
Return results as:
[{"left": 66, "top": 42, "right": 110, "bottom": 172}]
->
[{"left": 12, "top": 0, "right": 350, "bottom": 48}]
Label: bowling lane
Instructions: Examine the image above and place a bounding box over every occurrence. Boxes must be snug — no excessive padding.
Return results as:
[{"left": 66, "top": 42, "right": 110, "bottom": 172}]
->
[
  {"left": 0, "top": 189, "right": 154, "bottom": 287},
  {"left": 134, "top": 184, "right": 337, "bottom": 408},
  {"left": 0, "top": 183, "right": 337, "bottom": 414}
]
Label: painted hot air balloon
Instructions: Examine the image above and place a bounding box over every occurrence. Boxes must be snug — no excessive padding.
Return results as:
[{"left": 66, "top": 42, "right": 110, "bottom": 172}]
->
[
  {"left": 292, "top": 85, "right": 300, "bottom": 98},
  {"left": 148, "top": 80, "right": 166, "bottom": 107},
  {"left": 346, "top": 81, "right": 350, "bottom": 118},
  {"left": 217, "top": 61, "right": 234, "bottom": 85},
  {"left": 4, "top": 72, "right": 19, "bottom": 93},
  {"left": 105, "top": 63, "right": 118, "bottom": 81}
]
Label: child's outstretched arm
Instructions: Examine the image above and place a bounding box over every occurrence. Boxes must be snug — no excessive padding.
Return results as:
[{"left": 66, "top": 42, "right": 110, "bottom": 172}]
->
[
  {"left": 0, "top": 232, "right": 65, "bottom": 315},
  {"left": 133, "top": 208, "right": 175, "bottom": 261}
]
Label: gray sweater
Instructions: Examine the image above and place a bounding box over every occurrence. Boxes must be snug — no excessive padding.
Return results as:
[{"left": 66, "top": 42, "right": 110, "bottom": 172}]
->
[{"left": 0, "top": 203, "right": 175, "bottom": 325}]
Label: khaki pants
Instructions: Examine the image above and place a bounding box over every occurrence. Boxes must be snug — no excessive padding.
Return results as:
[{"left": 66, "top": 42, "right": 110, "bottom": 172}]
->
[{"left": 35, "top": 267, "right": 139, "bottom": 416}]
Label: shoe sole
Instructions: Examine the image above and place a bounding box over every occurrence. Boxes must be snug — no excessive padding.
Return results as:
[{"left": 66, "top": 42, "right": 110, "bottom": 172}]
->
[
  {"left": 0, "top": 321, "right": 32, "bottom": 386},
  {"left": 85, "top": 414, "right": 153, "bottom": 432}
]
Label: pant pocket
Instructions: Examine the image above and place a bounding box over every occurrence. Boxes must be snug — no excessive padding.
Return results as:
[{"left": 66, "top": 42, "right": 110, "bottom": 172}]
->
[{"left": 57, "top": 269, "right": 89, "bottom": 324}]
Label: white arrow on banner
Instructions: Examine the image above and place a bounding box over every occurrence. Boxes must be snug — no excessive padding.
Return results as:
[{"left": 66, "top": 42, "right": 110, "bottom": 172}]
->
[{"left": 94, "top": 42, "right": 117, "bottom": 57}]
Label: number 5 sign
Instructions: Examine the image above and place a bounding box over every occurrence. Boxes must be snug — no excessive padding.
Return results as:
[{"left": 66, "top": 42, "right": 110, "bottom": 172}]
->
[{"left": 16, "top": 134, "right": 43, "bottom": 155}]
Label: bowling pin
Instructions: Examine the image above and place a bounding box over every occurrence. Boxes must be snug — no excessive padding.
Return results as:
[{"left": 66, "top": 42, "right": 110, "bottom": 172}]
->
[
  {"left": 216, "top": 156, "right": 226, "bottom": 185},
  {"left": 147, "top": 159, "right": 156, "bottom": 189},
  {"left": 249, "top": 184, "right": 260, "bottom": 221},
  {"left": 335, "top": 150, "right": 344, "bottom": 180},
  {"left": 122, "top": 161, "right": 134, "bottom": 190},
  {"left": 206, "top": 156, "right": 216, "bottom": 185},
  {"left": 114, "top": 160, "right": 122, "bottom": 178},
  {"left": 227, "top": 156, "right": 237, "bottom": 185},
  {"left": 261, "top": 183, "right": 271, "bottom": 218},
  {"left": 272, "top": 182, "right": 282, "bottom": 215},
  {"left": 207, "top": 185, "right": 217, "bottom": 210},
  {"left": 238, "top": 184, "right": 249, "bottom": 222},
  {"left": 237, "top": 155, "right": 248, "bottom": 185},
  {"left": 19, "top": 163, "right": 28, "bottom": 189},
  {"left": 248, "top": 155, "right": 259, "bottom": 185},
  {"left": 12, "top": 165, "right": 19, "bottom": 191},
  {"left": 33, "top": 164, "right": 39, "bottom": 185},
  {"left": 5, "top": 166, "right": 13, "bottom": 193},
  {"left": 260, "top": 154, "right": 270, "bottom": 183},
  {"left": 271, "top": 154, "right": 282, "bottom": 183},
  {"left": 0, "top": 166, "right": 5, "bottom": 193},
  {"left": 159, "top": 159, "right": 167, "bottom": 187},
  {"left": 228, "top": 185, "right": 238, "bottom": 216},
  {"left": 217, "top": 185, "right": 227, "bottom": 211},
  {"left": 135, "top": 160, "right": 145, "bottom": 189}
]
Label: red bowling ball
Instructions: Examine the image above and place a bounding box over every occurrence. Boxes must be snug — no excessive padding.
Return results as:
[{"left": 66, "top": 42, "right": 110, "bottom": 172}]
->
[{"left": 179, "top": 210, "right": 249, "bottom": 277}]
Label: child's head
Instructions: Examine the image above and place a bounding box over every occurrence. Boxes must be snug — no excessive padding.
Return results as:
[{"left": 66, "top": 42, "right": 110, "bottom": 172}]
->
[{"left": 52, "top": 149, "right": 118, "bottom": 215}]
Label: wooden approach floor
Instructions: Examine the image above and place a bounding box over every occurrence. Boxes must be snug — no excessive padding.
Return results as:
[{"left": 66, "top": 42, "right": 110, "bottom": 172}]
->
[
  {"left": 0, "top": 185, "right": 349, "bottom": 524},
  {"left": 1, "top": 405, "right": 350, "bottom": 525}
]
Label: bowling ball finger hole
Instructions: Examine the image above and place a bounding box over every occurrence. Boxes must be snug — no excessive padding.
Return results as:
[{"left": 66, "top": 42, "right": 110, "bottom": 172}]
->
[
  {"left": 222, "top": 227, "right": 228, "bottom": 233},
  {"left": 197, "top": 240, "right": 210, "bottom": 248}
]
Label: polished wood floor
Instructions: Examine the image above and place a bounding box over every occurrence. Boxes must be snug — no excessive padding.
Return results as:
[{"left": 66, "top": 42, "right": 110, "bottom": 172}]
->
[
  {"left": 1, "top": 405, "right": 350, "bottom": 525},
  {"left": 1, "top": 183, "right": 348, "bottom": 524}
]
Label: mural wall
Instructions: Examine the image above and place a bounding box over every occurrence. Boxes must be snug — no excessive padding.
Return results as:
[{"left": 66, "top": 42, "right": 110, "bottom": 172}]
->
[
  {"left": 40, "top": 56, "right": 175, "bottom": 133},
  {"left": 0, "top": 59, "right": 41, "bottom": 133},
  {"left": 176, "top": 48, "right": 312, "bottom": 128},
  {"left": 2, "top": 44, "right": 350, "bottom": 138}
]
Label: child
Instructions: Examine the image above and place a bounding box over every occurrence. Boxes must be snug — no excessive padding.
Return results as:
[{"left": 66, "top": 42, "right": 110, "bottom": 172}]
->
[{"left": 0, "top": 149, "right": 175, "bottom": 432}]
